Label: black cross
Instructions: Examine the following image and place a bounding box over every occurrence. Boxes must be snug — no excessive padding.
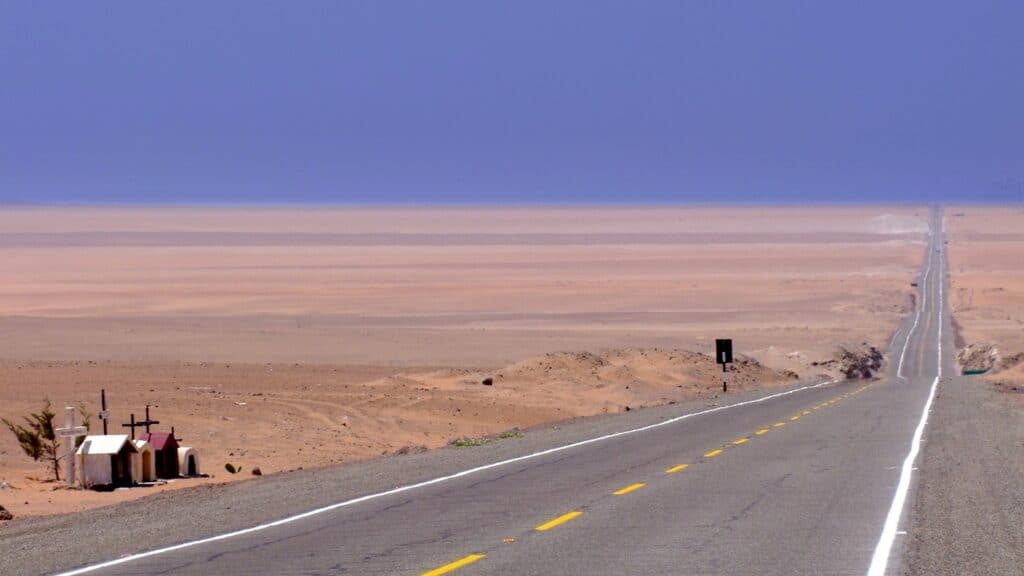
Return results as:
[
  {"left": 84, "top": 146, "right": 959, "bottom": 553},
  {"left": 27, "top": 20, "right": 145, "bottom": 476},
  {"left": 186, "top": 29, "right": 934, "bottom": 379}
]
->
[{"left": 121, "top": 406, "right": 160, "bottom": 439}]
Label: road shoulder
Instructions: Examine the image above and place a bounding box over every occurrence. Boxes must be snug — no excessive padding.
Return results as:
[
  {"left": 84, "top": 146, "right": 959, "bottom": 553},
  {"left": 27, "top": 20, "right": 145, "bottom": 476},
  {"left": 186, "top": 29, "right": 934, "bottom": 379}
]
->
[{"left": 904, "top": 377, "right": 1024, "bottom": 575}]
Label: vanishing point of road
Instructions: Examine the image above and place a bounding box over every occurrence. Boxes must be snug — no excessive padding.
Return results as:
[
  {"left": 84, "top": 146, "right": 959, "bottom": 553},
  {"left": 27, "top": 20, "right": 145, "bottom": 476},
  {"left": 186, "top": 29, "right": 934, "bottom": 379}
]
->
[{"left": 23, "top": 208, "right": 1003, "bottom": 575}]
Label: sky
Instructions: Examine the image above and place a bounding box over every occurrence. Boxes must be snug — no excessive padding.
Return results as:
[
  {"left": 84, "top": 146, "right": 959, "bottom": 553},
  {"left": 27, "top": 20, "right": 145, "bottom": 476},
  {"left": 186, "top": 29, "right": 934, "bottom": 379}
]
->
[{"left": 1, "top": 1, "right": 1023, "bottom": 204}]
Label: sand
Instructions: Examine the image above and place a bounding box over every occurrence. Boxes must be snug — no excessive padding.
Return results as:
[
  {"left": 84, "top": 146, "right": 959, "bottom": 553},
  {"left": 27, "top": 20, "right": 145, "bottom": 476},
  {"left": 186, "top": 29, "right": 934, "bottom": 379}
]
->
[
  {"left": 0, "top": 205, "right": 926, "bottom": 518},
  {"left": 945, "top": 206, "right": 1024, "bottom": 399}
]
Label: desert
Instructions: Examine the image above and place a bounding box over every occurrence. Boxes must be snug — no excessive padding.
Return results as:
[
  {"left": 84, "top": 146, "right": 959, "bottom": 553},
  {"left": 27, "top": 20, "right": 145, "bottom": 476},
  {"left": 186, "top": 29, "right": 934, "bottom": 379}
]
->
[
  {"left": 0, "top": 205, "right": 927, "bottom": 518},
  {"left": 946, "top": 206, "right": 1024, "bottom": 397}
]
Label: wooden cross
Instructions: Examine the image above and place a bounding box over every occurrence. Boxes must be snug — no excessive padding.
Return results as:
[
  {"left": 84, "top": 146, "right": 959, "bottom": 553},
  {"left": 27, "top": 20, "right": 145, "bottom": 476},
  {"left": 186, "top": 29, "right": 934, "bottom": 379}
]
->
[
  {"left": 122, "top": 406, "right": 160, "bottom": 439},
  {"left": 55, "top": 406, "right": 88, "bottom": 488},
  {"left": 140, "top": 405, "right": 160, "bottom": 434},
  {"left": 98, "top": 389, "right": 110, "bottom": 435}
]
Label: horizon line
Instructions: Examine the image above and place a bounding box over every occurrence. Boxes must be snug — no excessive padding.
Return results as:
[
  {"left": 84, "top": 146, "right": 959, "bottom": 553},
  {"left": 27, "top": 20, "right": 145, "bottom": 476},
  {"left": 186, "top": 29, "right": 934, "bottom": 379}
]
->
[{"left": 1, "top": 199, "right": 1012, "bottom": 209}]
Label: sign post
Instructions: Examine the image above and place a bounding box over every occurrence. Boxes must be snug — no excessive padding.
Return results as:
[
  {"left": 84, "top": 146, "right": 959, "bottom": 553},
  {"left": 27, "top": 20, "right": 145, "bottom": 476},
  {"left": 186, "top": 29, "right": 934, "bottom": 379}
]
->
[
  {"left": 715, "top": 339, "right": 733, "bottom": 393},
  {"left": 55, "top": 406, "right": 88, "bottom": 488}
]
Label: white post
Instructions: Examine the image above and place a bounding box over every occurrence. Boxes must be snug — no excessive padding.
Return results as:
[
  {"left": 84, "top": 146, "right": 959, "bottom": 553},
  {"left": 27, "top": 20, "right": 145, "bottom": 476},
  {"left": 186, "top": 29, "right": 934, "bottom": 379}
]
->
[
  {"left": 56, "top": 406, "right": 88, "bottom": 488},
  {"left": 63, "top": 407, "right": 76, "bottom": 488}
]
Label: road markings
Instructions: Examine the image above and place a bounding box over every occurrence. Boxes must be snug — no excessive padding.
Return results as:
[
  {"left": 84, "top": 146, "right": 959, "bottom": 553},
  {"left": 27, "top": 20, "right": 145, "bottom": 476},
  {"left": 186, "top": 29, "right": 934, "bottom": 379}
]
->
[
  {"left": 802, "top": 410, "right": 811, "bottom": 415},
  {"left": 535, "top": 511, "right": 583, "bottom": 531},
  {"left": 732, "top": 438, "right": 749, "bottom": 445},
  {"left": 666, "top": 464, "right": 689, "bottom": 473},
  {"left": 422, "top": 554, "right": 486, "bottom": 576},
  {"left": 889, "top": 326, "right": 904, "bottom": 349},
  {"left": 755, "top": 428, "right": 770, "bottom": 435},
  {"left": 704, "top": 449, "right": 724, "bottom": 458},
  {"left": 613, "top": 483, "right": 646, "bottom": 495},
  {"left": 868, "top": 225, "right": 943, "bottom": 576},
  {"left": 51, "top": 380, "right": 838, "bottom": 576},
  {"left": 789, "top": 415, "right": 800, "bottom": 421},
  {"left": 773, "top": 422, "right": 786, "bottom": 428},
  {"left": 897, "top": 228, "right": 933, "bottom": 380}
]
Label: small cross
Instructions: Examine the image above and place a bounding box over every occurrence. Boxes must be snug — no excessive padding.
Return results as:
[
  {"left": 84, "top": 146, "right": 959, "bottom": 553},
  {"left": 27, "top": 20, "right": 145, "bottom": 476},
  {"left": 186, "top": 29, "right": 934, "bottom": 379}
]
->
[{"left": 55, "top": 406, "right": 88, "bottom": 487}]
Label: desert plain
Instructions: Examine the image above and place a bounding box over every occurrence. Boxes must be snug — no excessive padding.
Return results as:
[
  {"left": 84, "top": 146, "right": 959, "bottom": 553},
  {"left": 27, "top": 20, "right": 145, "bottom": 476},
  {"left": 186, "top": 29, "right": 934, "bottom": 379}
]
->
[
  {"left": 946, "top": 206, "right": 1024, "bottom": 394},
  {"left": 0, "top": 205, "right": 929, "bottom": 517}
]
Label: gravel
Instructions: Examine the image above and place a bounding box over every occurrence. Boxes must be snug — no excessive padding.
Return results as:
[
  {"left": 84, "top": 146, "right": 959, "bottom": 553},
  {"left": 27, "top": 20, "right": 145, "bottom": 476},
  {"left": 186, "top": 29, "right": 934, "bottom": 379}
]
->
[{"left": 903, "top": 376, "right": 1024, "bottom": 575}]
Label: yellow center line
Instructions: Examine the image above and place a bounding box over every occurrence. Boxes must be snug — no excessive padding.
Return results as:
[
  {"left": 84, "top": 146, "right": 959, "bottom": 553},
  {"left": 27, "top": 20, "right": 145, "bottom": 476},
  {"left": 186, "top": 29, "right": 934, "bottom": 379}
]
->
[
  {"left": 704, "top": 449, "right": 724, "bottom": 458},
  {"left": 789, "top": 415, "right": 800, "bottom": 421},
  {"left": 535, "top": 511, "right": 583, "bottom": 531},
  {"left": 802, "top": 410, "right": 811, "bottom": 415},
  {"left": 613, "top": 483, "right": 646, "bottom": 495},
  {"left": 773, "top": 422, "right": 786, "bottom": 427},
  {"left": 732, "top": 438, "right": 749, "bottom": 445},
  {"left": 666, "top": 464, "right": 689, "bottom": 473},
  {"left": 421, "top": 554, "right": 486, "bottom": 576},
  {"left": 755, "top": 428, "right": 770, "bottom": 435}
]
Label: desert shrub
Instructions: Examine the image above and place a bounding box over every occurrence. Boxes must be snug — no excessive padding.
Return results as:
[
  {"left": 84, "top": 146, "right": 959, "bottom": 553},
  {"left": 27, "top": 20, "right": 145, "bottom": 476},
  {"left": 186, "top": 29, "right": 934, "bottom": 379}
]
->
[{"left": 2, "top": 400, "right": 61, "bottom": 481}]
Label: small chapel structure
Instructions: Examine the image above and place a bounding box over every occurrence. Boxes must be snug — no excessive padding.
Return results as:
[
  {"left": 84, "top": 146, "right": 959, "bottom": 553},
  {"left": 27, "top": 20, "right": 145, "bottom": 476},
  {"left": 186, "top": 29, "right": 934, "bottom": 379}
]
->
[
  {"left": 139, "top": 431, "right": 180, "bottom": 479},
  {"left": 75, "top": 435, "right": 138, "bottom": 489},
  {"left": 131, "top": 438, "right": 157, "bottom": 483}
]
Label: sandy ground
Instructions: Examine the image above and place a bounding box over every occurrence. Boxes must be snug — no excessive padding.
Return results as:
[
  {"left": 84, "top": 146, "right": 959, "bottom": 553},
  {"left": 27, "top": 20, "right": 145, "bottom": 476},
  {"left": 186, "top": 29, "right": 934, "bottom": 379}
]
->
[
  {"left": 0, "top": 206, "right": 926, "bottom": 518},
  {"left": 945, "top": 206, "right": 1024, "bottom": 400}
]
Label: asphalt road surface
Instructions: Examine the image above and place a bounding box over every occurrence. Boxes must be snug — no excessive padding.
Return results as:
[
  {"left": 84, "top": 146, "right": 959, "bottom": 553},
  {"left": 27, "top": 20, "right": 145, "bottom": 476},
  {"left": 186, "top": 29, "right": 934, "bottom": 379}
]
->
[{"left": 24, "top": 208, "right": 972, "bottom": 576}]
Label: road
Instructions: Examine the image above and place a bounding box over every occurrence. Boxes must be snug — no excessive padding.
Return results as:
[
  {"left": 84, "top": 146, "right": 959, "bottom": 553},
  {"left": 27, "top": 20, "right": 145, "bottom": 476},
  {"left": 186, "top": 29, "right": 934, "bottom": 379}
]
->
[{"left": 51, "top": 211, "right": 948, "bottom": 576}]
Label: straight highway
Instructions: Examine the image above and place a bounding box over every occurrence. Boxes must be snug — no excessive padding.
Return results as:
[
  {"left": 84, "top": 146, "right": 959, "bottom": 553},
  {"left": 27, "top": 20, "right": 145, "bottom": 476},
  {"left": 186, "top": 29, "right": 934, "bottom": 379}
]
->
[{"left": 54, "top": 210, "right": 948, "bottom": 576}]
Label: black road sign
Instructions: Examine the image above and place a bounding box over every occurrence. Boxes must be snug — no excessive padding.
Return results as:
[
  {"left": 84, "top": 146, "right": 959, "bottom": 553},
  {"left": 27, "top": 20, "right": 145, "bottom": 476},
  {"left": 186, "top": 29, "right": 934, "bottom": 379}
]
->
[{"left": 715, "top": 339, "right": 733, "bottom": 365}]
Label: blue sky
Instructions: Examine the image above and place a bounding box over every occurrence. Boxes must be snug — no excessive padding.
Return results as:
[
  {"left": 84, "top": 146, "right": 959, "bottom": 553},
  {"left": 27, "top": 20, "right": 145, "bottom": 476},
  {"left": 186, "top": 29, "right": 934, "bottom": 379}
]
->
[{"left": 2, "top": 2, "right": 1022, "bottom": 204}]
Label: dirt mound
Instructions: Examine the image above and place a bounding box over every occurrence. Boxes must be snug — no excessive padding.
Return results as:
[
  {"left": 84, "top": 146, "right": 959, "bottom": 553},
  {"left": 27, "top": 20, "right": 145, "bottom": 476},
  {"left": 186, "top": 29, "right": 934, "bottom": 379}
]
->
[
  {"left": 998, "top": 352, "right": 1024, "bottom": 372},
  {"left": 958, "top": 343, "right": 998, "bottom": 373},
  {"left": 811, "top": 343, "right": 885, "bottom": 379},
  {"left": 501, "top": 351, "right": 610, "bottom": 378},
  {"left": 497, "top": 347, "right": 796, "bottom": 393}
]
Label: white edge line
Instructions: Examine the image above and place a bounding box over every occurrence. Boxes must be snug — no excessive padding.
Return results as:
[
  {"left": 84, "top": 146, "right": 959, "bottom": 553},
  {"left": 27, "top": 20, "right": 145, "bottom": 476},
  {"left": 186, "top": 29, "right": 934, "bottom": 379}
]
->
[
  {"left": 888, "top": 327, "right": 903, "bottom": 350},
  {"left": 897, "top": 230, "right": 933, "bottom": 380},
  {"left": 54, "top": 378, "right": 837, "bottom": 576},
  {"left": 867, "top": 221, "right": 943, "bottom": 576}
]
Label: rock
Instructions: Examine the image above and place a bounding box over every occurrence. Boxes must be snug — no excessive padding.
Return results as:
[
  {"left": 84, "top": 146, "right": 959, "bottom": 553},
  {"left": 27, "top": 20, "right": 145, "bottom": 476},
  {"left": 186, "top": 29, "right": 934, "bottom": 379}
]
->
[
  {"left": 0, "top": 505, "right": 12, "bottom": 521},
  {"left": 958, "top": 343, "right": 998, "bottom": 373},
  {"left": 481, "top": 377, "right": 493, "bottom": 386},
  {"left": 251, "top": 467, "right": 262, "bottom": 476},
  {"left": 835, "top": 344, "right": 885, "bottom": 379}
]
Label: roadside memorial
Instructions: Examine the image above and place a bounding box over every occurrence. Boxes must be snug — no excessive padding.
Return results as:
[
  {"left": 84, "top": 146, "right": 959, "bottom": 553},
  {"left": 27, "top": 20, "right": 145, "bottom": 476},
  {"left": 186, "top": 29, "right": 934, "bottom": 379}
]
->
[
  {"left": 177, "top": 446, "right": 200, "bottom": 477},
  {"left": 75, "top": 435, "right": 138, "bottom": 489},
  {"left": 55, "top": 406, "right": 88, "bottom": 487},
  {"left": 131, "top": 439, "right": 157, "bottom": 483},
  {"left": 139, "top": 431, "right": 180, "bottom": 478}
]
